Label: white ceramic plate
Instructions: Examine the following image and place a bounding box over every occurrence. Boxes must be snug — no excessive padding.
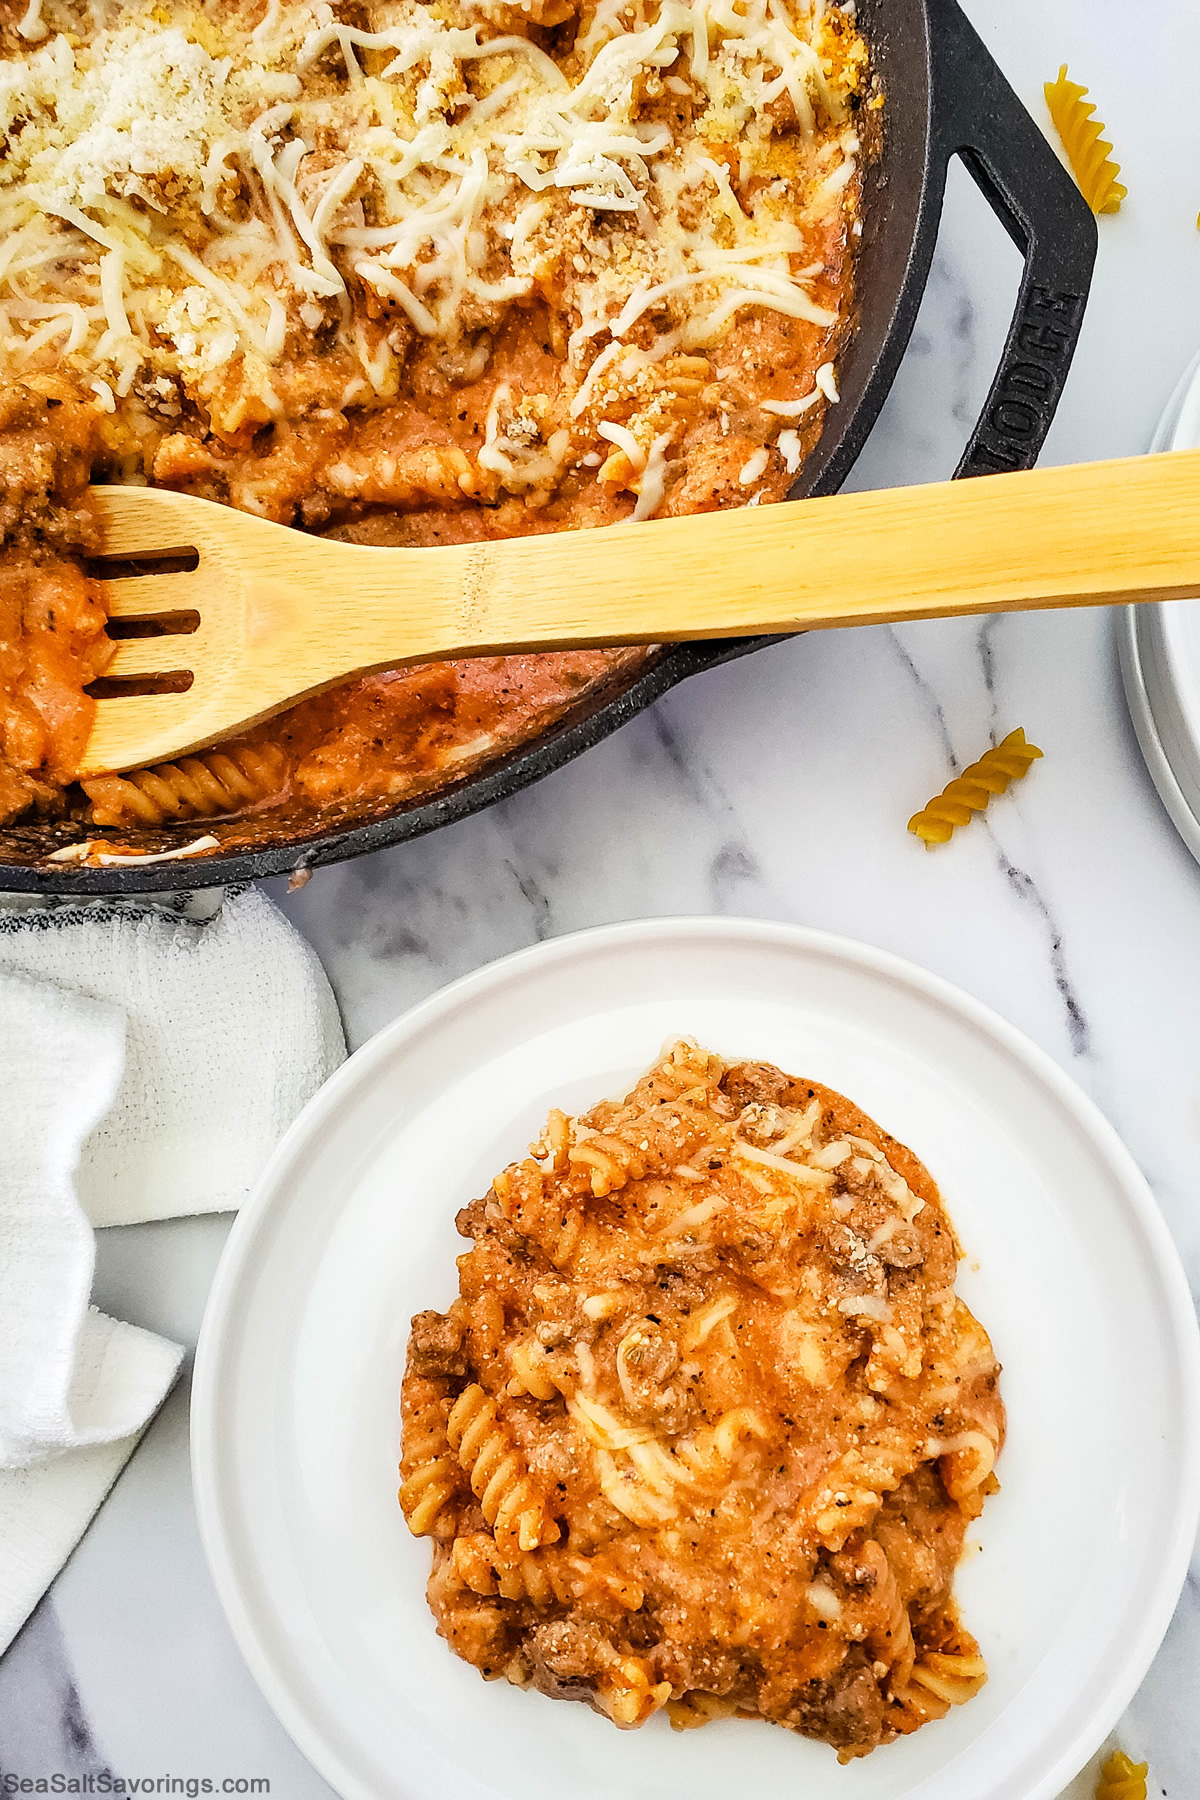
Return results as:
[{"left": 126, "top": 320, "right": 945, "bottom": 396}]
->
[
  {"left": 192, "top": 918, "right": 1200, "bottom": 1800},
  {"left": 1119, "top": 350, "right": 1200, "bottom": 866}
]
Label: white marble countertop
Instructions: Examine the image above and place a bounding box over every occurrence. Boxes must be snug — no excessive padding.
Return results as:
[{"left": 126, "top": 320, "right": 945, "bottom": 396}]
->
[{"left": 3, "top": 1, "right": 1198, "bottom": 1794}]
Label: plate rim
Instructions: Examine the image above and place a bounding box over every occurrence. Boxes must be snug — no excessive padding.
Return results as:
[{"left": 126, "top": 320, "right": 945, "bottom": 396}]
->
[
  {"left": 1119, "top": 347, "right": 1200, "bottom": 869},
  {"left": 1118, "top": 608, "right": 1200, "bottom": 868},
  {"left": 191, "top": 915, "right": 1200, "bottom": 1800}
]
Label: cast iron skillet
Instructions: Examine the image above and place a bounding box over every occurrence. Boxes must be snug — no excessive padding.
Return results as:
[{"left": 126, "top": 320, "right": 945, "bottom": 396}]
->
[{"left": 9, "top": 0, "right": 1097, "bottom": 894}]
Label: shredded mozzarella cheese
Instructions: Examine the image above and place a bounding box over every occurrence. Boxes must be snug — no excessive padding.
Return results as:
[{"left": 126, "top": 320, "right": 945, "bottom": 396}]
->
[{"left": 0, "top": 0, "right": 861, "bottom": 386}]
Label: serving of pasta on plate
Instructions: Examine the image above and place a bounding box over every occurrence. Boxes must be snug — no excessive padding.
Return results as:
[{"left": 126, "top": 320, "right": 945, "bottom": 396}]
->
[{"left": 398, "top": 1036, "right": 1004, "bottom": 1758}]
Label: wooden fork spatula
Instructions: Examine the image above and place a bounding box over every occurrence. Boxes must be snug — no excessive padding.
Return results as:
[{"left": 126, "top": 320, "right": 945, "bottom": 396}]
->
[{"left": 79, "top": 449, "right": 1200, "bottom": 777}]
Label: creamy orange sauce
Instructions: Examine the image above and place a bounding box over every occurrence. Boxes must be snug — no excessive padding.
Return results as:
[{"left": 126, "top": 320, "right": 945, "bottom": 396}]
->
[{"left": 0, "top": 382, "right": 110, "bottom": 828}]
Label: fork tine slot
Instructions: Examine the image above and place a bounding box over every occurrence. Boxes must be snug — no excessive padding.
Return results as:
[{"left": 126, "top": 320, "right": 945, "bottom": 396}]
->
[
  {"left": 102, "top": 635, "right": 200, "bottom": 679},
  {"left": 89, "top": 672, "right": 194, "bottom": 699},
  {"left": 105, "top": 610, "right": 201, "bottom": 640},
  {"left": 85, "top": 548, "right": 199, "bottom": 581},
  {"left": 98, "top": 572, "right": 205, "bottom": 618}
]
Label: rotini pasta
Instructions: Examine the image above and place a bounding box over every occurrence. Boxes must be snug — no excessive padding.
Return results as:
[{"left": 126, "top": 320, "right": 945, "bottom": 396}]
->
[
  {"left": 596, "top": 1655, "right": 674, "bottom": 1729},
  {"left": 674, "top": 1408, "right": 771, "bottom": 1488},
  {"left": 452, "top": 1532, "right": 644, "bottom": 1612},
  {"left": 446, "top": 1383, "right": 559, "bottom": 1554},
  {"left": 908, "top": 728, "right": 1043, "bottom": 846},
  {"left": 505, "top": 1340, "right": 563, "bottom": 1402},
  {"left": 667, "top": 1692, "right": 742, "bottom": 1731},
  {"left": 856, "top": 1540, "right": 916, "bottom": 1690},
  {"left": 927, "top": 1426, "right": 1001, "bottom": 1500},
  {"left": 1044, "top": 66, "right": 1127, "bottom": 215},
  {"left": 398, "top": 1378, "right": 459, "bottom": 1540},
  {"left": 82, "top": 744, "right": 287, "bottom": 829},
  {"left": 1096, "top": 1750, "right": 1149, "bottom": 1800},
  {"left": 400, "top": 1042, "right": 1004, "bottom": 1756},
  {"left": 906, "top": 1649, "right": 988, "bottom": 1706},
  {"left": 464, "top": 1291, "right": 507, "bottom": 1377}
]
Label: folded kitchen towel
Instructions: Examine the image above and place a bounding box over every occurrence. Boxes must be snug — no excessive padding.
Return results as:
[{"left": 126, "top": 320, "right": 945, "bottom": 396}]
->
[
  {"left": 0, "top": 885, "right": 346, "bottom": 1652},
  {"left": 0, "top": 884, "right": 346, "bottom": 1226}
]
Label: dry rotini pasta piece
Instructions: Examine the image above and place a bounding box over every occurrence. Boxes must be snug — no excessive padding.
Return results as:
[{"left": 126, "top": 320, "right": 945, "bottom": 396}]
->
[
  {"left": 1096, "top": 1750, "right": 1149, "bottom": 1800},
  {"left": 83, "top": 743, "right": 287, "bottom": 828},
  {"left": 447, "top": 1383, "right": 559, "bottom": 1554},
  {"left": 908, "top": 728, "right": 1043, "bottom": 846},
  {"left": 398, "top": 1379, "right": 460, "bottom": 1540},
  {"left": 1044, "top": 66, "right": 1127, "bottom": 215}
]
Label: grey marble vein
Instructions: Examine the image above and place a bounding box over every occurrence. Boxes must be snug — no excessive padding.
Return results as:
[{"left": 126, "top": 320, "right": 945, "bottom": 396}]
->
[
  {"left": 888, "top": 614, "right": 1092, "bottom": 1058},
  {"left": 887, "top": 626, "right": 957, "bottom": 765},
  {"left": 0, "top": 1600, "right": 114, "bottom": 1779},
  {"left": 992, "top": 846, "right": 1091, "bottom": 1058},
  {"left": 977, "top": 613, "right": 1003, "bottom": 732}
]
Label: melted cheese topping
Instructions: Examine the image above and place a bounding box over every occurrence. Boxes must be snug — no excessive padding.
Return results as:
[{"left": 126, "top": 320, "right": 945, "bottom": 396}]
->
[{"left": 0, "top": 0, "right": 866, "bottom": 446}]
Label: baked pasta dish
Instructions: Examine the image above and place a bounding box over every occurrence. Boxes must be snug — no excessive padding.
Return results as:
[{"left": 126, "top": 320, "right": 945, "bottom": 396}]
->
[
  {"left": 0, "top": 0, "right": 871, "bottom": 861},
  {"left": 398, "top": 1040, "right": 1005, "bottom": 1757}
]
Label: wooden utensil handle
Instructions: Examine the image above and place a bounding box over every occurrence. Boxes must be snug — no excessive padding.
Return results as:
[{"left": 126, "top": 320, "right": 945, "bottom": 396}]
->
[
  {"left": 320, "top": 450, "right": 1200, "bottom": 671},
  {"left": 81, "top": 449, "right": 1200, "bottom": 779}
]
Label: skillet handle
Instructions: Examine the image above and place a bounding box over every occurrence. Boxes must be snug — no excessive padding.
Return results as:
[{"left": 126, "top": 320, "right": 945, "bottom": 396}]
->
[{"left": 928, "top": 0, "right": 1098, "bottom": 478}]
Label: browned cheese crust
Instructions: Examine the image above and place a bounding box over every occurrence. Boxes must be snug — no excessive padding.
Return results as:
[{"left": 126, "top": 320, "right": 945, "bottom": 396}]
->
[{"left": 399, "top": 1041, "right": 1004, "bottom": 1757}]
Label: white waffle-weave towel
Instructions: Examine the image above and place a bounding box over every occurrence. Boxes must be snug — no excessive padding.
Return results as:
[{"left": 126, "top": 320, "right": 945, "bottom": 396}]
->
[
  {"left": 0, "top": 884, "right": 345, "bottom": 1225},
  {"left": 0, "top": 885, "right": 345, "bottom": 1652}
]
